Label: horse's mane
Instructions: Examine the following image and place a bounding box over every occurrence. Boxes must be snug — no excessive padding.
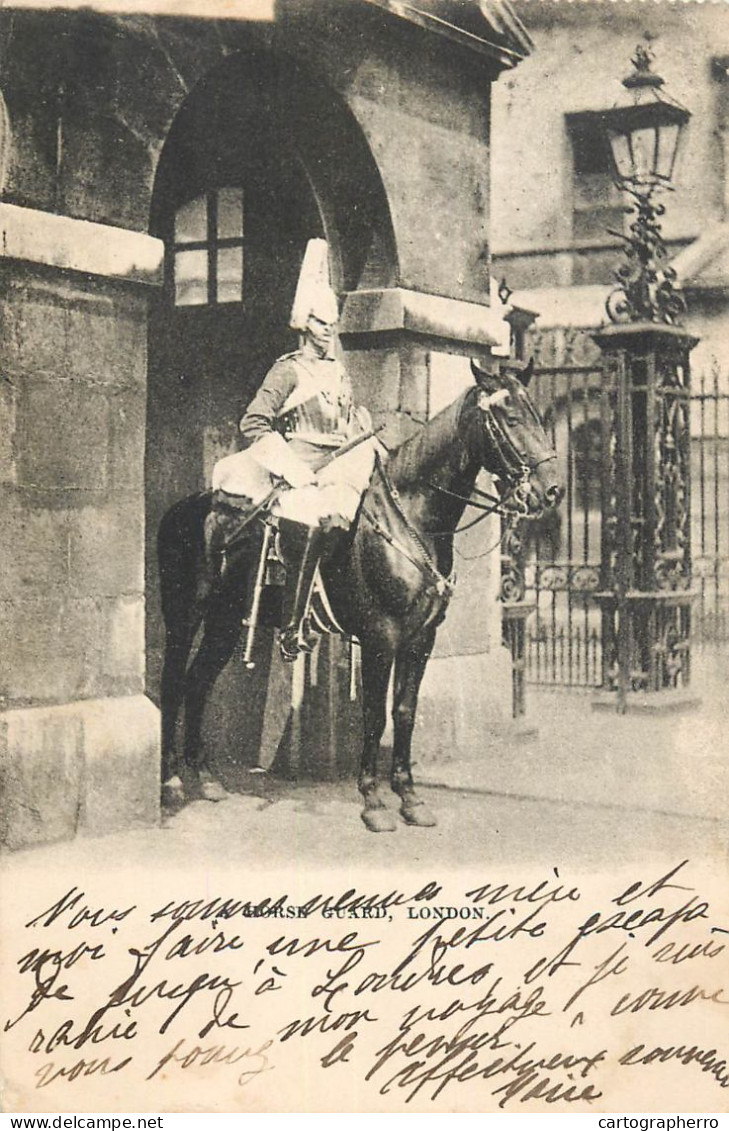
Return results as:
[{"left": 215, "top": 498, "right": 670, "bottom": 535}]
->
[{"left": 388, "top": 386, "right": 475, "bottom": 489}]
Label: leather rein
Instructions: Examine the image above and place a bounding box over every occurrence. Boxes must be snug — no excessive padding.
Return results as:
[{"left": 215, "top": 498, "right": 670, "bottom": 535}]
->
[
  {"left": 427, "top": 401, "right": 555, "bottom": 534},
  {"left": 361, "top": 468, "right": 456, "bottom": 598},
  {"left": 361, "top": 402, "right": 551, "bottom": 597}
]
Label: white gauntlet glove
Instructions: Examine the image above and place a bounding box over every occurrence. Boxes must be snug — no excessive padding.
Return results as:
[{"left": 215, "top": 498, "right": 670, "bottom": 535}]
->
[{"left": 250, "top": 432, "right": 317, "bottom": 488}]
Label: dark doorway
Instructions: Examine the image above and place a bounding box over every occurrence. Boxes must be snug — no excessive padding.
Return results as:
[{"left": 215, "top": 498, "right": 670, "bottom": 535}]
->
[
  {"left": 145, "top": 45, "right": 397, "bottom": 780},
  {"left": 146, "top": 51, "right": 325, "bottom": 773}
]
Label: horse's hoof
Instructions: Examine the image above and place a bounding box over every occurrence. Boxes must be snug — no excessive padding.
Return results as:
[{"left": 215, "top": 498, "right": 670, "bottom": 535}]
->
[
  {"left": 361, "top": 807, "right": 397, "bottom": 833},
  {"left": 161, "top": 775, "right": 186, "bottom": 812},
  {"left": 400, "top": 800, "right": 437, "bottom": 827},
  {"left": 199, "top": 773, "right": 230, "bottom": 802}
]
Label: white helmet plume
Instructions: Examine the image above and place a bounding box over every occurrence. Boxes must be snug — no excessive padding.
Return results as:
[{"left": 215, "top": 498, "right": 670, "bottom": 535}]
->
[{"left": 289, "top": 238, "right": 339, "bottom": 331}]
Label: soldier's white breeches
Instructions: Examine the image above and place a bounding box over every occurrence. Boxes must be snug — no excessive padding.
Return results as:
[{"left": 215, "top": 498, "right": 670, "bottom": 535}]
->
[
  {"left": 211, "top": 437, "right": 379, "bottom": 528},
  {"left": 273, "top": 439, "right": 377, "bottom": 527},
  {"left": 211, "top": 448, "right": 273, "bottom": 501}
]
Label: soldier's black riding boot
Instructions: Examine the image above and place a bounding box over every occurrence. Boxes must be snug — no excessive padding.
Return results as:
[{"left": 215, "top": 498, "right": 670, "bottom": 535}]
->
[{"left": 279, "top": 524, "right": 326, "bottom": 662}]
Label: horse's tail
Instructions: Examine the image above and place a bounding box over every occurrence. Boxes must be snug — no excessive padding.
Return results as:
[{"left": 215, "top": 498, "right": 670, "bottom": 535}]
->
[{"left": 157, "top": 491, "right": 211, "bottom": 629}]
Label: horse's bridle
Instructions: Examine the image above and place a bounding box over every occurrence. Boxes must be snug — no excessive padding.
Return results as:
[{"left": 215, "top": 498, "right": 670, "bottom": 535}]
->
[
  {"left": 361, "top": 397, "right": 551, "bottom": 593},
  {"left": 362, "top": 390, "right": 558, "bottom": 594},
  {"left": 481, "top": 405, "right": 558, "bottom": 519},
  {"left": 427, "top": 396, "right": 556, "bottom": 527}
]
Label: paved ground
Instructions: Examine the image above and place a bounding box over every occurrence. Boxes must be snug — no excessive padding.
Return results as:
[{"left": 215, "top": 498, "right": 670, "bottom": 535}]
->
[{"left": 4, "top": 650, "right": 726, "bottom": 877}]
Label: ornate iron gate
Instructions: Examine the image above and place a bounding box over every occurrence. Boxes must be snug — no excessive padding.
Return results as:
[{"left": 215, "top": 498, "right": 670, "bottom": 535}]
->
[
  {"left": 503, "top": 329, "right": 605, "bottom": 687},
  {"left": 508, "top": 327, "right": 729, "bottom": 689}
]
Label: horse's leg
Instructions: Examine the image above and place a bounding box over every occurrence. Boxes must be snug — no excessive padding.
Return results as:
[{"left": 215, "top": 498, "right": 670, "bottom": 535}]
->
[
  {"left": 160, "top": 620, "right": 200, "bottom": 810},
  {"left": 391, "top": 627, "right": 438, "bottom": 827},
  {"left": 359, "top": 640, "right": 397, "bottom": 833},
  {"left": 183, "top": 609, "right": 242, "bottom": 802}
]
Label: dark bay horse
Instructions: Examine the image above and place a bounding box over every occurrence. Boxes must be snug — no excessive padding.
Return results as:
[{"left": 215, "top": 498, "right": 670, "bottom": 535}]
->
[{"left": 157, "top": 360, "right": 564, "bottom": 831}]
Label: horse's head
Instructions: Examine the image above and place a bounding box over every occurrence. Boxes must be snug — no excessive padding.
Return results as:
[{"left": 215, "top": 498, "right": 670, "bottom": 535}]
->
[{"left": 470, "top": 359, "right": 564, "bottom": 518}]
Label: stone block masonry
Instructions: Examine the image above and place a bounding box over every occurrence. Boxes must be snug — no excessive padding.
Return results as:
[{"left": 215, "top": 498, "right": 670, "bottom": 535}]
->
[
  {"left": 0, "top": 204, "right": 164, "bottom": 849},
  {"left": 0, "top": 0, "right": 534, "bottom": 831},
  {"left": 0, "top": 696, "right": 160, "bottom": 850}
]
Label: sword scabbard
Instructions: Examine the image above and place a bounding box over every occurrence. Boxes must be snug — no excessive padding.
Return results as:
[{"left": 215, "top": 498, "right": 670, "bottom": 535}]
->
[{"left": 242, "top": 521, "right": 274, "bottom": 669}]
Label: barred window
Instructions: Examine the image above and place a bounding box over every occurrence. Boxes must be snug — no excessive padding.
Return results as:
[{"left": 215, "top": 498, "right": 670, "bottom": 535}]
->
[{"left": 172, "top": 187, "right": 244, "bottom": 306}]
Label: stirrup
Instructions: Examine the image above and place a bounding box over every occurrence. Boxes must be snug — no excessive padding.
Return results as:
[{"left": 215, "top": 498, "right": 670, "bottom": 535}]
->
[
  {"left": 279, "top": 618, "right": 319, "bottom": 663},
  {"left": 299, "top": 616, "right": 319, "bottom": 652},
  {"left": 279, "top": 627, "right": 302, "bottom": 663}
]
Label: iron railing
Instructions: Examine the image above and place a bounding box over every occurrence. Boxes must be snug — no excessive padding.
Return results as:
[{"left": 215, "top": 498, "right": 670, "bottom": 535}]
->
[{"left": 508, "top": 328, "right": 729, "bottom": 688}]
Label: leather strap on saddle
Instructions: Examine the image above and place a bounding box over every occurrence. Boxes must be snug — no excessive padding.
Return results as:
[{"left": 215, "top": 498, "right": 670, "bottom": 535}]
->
[
  {"left": 200, "top": 491, "right": 261, "bottom": 607},
  {"left": 211, "top": 488, "right": 256, "bottom": 513},
  {"left": 205, "top": 489, "right": 261, "bottom": 566}
]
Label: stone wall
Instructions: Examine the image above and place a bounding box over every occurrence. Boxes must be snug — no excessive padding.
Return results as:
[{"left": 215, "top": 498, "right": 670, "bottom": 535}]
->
[
  {"left": 0, "top": 206, "right": 163, "bottom": 848},
  {"left": 0, "top": 3, "right": 524, "bottom": 845}
]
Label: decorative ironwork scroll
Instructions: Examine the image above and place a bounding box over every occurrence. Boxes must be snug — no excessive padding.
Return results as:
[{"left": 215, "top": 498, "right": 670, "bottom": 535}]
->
[
  {"left": 593, "top": 324, "right": 698, "bottom": 708},
  {"left": 606, "top": 190, "right": 687, "bottom": 326},
  {"left": 500, "top": 518, "right": 526, "bottom": 603}
]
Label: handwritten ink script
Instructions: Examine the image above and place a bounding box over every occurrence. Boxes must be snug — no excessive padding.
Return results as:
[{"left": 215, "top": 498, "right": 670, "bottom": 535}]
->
[{"left": 2, "top": 861, "right": 728, "bottom": 1112}]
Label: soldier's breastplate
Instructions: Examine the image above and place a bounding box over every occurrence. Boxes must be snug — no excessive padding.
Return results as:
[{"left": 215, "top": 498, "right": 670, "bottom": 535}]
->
[{"left": 279, "top": 390, "right": 348, "bottom": 448}]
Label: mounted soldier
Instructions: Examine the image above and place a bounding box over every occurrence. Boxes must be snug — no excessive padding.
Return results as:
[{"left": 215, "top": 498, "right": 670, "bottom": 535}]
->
[{"left": 207, "top": 239, "right": 377, "bottom": 661}]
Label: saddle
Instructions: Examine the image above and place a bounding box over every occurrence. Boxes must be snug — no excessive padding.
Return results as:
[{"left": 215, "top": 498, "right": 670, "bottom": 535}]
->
[
  {"left": 204, "top": 489, "right": 283, "bottom": 591},
  {"left": 204, "top": 489, "right": 263, "bottom": 563},
  {"left": 203, "top": 489, "right": 345, "bottom": 665}
]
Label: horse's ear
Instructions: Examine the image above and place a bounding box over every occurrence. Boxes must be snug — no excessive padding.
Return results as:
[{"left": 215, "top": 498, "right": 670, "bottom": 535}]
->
[
  {"left": 471, "top": 358, "right": 501, "bottom": 390},
  {"left": 517, "top": 358, "right": 534, "bottom": 389}
]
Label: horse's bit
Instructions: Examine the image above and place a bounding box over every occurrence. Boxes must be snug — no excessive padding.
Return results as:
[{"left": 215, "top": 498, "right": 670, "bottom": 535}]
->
[{"left": 427, "top": 398, "right": 554, "bottom": 528}]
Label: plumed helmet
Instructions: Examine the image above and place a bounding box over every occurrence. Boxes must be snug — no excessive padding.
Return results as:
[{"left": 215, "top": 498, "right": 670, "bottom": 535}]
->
[{"left": 289, "top": 238, "right": 339, "bottom": 330}]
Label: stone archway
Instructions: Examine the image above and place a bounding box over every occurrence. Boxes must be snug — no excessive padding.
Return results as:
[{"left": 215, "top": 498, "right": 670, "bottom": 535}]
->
[
  {"left": 0, "top": 4, "right": 513, "bottom": 846},
  {"left": 145, "top": 44, "right": 398, "bottom": 780}
]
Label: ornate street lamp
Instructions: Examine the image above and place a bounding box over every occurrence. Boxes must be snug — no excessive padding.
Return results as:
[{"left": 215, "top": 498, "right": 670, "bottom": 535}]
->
[
  {"left": 592, "top": 48, "right": 699, "bottom": 713},
  {"left": 603, "top": 45, "right": 691, "bottom": 325}
]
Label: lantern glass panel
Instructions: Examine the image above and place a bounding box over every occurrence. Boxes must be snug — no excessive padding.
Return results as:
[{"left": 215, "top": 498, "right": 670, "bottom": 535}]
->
[
  {"left": 630, "top": 126, "right": 659, "bottom": 181},
  {"left": 608, "top": 129, "right": 633, "bottom": 180},
  {"left": 655, "top": 121, "right": 680, "bottom": 182}
]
